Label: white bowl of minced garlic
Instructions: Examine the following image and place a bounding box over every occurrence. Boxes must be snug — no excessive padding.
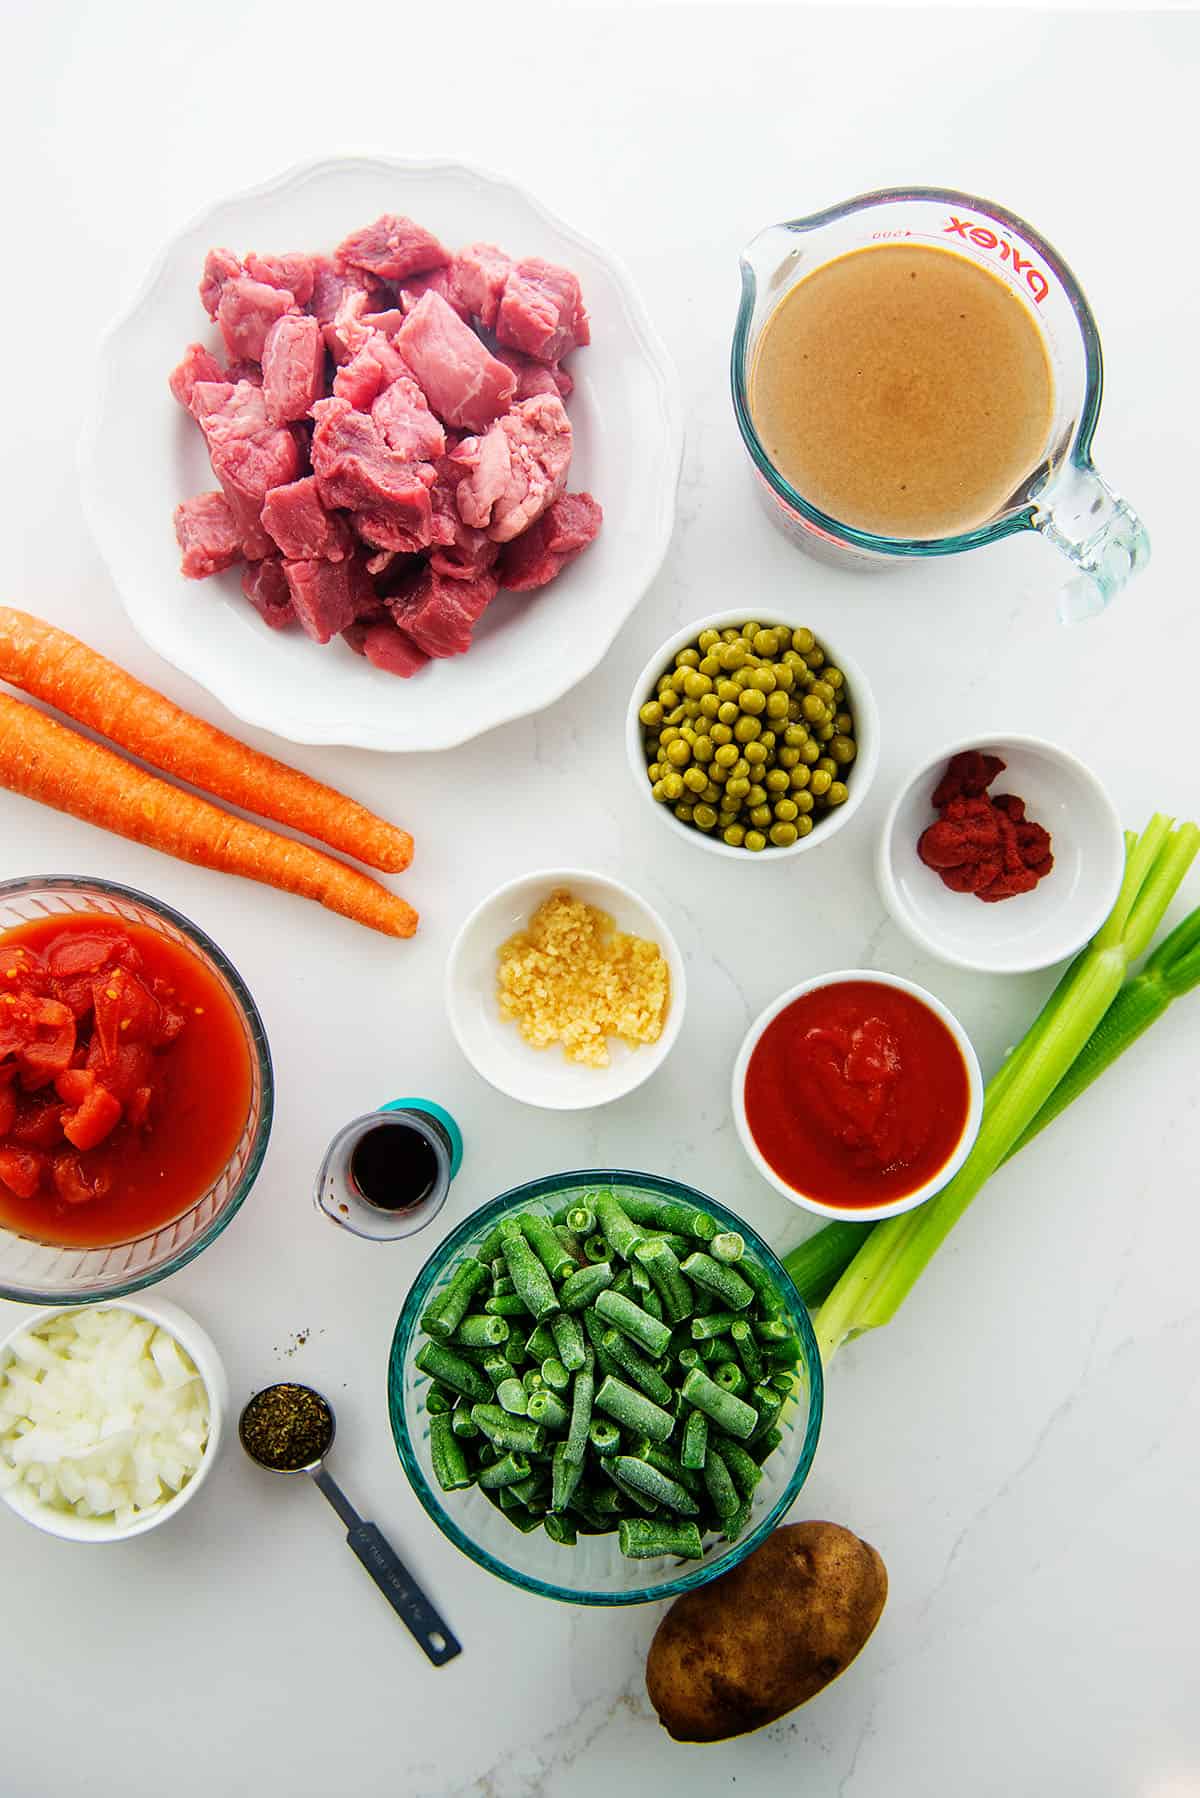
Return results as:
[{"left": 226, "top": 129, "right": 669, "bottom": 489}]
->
[{"left": 445, "top": 871, "right": 687, "bottom": 1110}]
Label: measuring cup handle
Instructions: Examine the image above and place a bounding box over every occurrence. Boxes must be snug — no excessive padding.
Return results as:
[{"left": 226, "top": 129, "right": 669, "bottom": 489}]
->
[
  {"left": 1031, "top": 461, "right": 1150, "bottom": 622},
  {"left": 346, "top": 1520, "right": 462, "bottom": 1666}
]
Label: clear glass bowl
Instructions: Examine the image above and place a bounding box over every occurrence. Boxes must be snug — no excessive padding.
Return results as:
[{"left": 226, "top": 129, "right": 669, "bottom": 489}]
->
[
  {"left": 388, "top": 1170, "right": 823, "bottom": 1606},
  {"left": 0, "top": 878, "right": 273, "bottom": 1304}
]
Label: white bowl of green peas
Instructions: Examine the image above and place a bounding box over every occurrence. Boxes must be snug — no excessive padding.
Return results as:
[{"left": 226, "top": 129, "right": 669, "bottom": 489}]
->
[
  {"left": 626, "top": 612, "right": 880, "bottom": 857},
  {"left": 387, "top": 1173, "right": 823, "bottom": 1606}
]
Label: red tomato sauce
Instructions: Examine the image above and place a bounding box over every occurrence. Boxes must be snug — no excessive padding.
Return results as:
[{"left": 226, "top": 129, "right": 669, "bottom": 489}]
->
[
  {"left": 743, "top": 979, "right": 971, "bottom": 1209},
  {"left": 0, "top": 915, "right": 252, "bottom": 1248}
]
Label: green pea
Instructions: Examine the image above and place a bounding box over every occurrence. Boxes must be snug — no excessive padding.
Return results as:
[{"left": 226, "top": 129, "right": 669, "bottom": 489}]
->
[
  {"left": 726, "top": 777, "right": 750, "bottom": 801},
  {"left": 734, "top": 716, "right": 761, "bottom": 743},
  {"left": 811, "top": 680, "right": 835, "bottom": 705},
  {"left": 717, "top": 701, "right": 739, "bottom": 726},
  {"left": 835, "top": 711, "right": 854, "bottom": 735},
  {"left": 730, "top": 758, "right": 750, "bottom": 781},
  {"left": 683, "top": 766, "right": 707, "bottom": 794},
  {"left": 828, "top": 781, "right": 849, "bottom": 805},
  {"left": 723, "top": 824, "right": 745, "bottom": 848},
  {"left": 697, "top": 629, "right": 720, "bottom": 652},
  {"left": 747, "top": 667, "right": 776, "bottom": 695},
  {"left": 809, "top": 769, "right": 832, "bottom": 797},
  {"left": 738, "top": 688, "right": 766, "bottom": 716},
  {"left": 714, "top": 743, "right": 739, "bottom": 769},
  {"left": 743, "top": 741, "right": 767, "bottom": 766},
  {"left": 789, "top": 765, "right": 811, "bottom": 790},
  {"left": 666, "top": 739, "right": 691, "bottom": 767},
  {"left": 658, "top": 684, "right": 679, "bottom": 708},
  {"left": 800, "top": 695, "right": 826, "bottom": 723},
  {"left": 710, "top": 722, "right": 733, "bottom": 746},
  {"left": 720, "top": 643, "right": 747, "bottom": 671},
  {"left": 800, "top": 740, "right": 821, "bottom": 764},
  {"left": 778, "top": 747, "right": 800, "bottom": 769},
  {"left": 824, "top": 666, "right": 844, "bottom": 690},
  {"left": 831, "top": 735, "right": 857, "bottom": 764},
  {"left": 774, "top": 798, "right": 799, "bottom": 822},
  {"left": 683, "top": 671, "right": 712, "bottom": 698},
  {"left": 651, "top": 779, "right": 667, "bottom": 801},
  {"left": 796, "top": 814, "right": 814, "bottom": 836},
  {"left": 818, "top": 723, "right": 836, "bottom": 743},
  {"left": 720, "top": 628, "right": 740, "bottom": 643},
  {"left": 694, "top": 738, "right": 716, "bottom": 764},
  {"left": 699, "top": 693, "right": 720, "bottom": 718},
  {"left": 765, "top": 692, "right": 790, "bottom": 720},
  {"left": 675, "top": 648, "right": 701, "bottom": 670},
  {"left": 699, "top": 656, "right": 722, "bottom": 679},
  {"left": 817, "top": 756, "right": 837, "bottom": 777},
  {"left": 693, "top": 804, "right": 718, "bottom": 830},
  {"left": 665, "top": 706, "right": 686, "bottom": 725},
  {"left": 662, "top": 772, "right": 685, "bottom": 801},
  {"left": 773, "top": 663, "right": 795, "bottom": 693},
  {"left": 792, "top": 627, "right": 815, "bottom": 654},
  {"left": 745, "top": 783, "right": 767, "bottom": 807},
  {"left": 764, "top": 768, "right": 790, "bottom": 794},
  {"left": 769, "top": 822, "right": 798, "bottom": 846},
  {"left": 639, "top": 700, "right": 663, "bottom": 727},
  {"left": 740, "top": 621, "right": 761, "bottom": 641},
  {"left": 794, "top": 789, "right": 815, "bottom": 814},
  {"left": 783, "top": 724, "right": 808, "bottom": 748},
  {"left": 744, "top": 830, "right": 767, "bottom": 852},
  {"left": 749, "top": 804, "right": 772, "bottom": 828},
  {"left": 806, "top": 644, "right": 825, "bottom": 669},
  {"left": 674, "top": 802, "right": 694, "bottom": 822}
]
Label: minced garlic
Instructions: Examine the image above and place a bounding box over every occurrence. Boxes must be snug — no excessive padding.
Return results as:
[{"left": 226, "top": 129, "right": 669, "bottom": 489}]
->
[{"left": 496, "top": 889, "right": 670, "bottom": 1068}]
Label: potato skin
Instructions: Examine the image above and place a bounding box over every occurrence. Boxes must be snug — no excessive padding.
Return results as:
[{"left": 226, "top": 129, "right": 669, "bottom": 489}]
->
[{"left": 646, "top": 1521, "right": 887, "bottom": 1743}]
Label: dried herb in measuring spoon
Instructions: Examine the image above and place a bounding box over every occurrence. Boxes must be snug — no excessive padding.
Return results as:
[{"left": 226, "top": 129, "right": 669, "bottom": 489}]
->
[{"left": 239, "top": 1382, "right": 333, "bottom": 1472}]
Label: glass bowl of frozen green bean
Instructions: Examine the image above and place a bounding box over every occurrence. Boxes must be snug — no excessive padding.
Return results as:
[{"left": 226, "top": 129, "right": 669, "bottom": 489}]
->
[{"left": 387, "top": 1171, "right": 823, "bottom": 1606}]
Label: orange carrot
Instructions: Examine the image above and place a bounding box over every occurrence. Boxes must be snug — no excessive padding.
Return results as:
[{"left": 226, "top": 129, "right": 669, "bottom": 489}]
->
[
  {"left": 0, "top": 609, "right": 412, "bottom": 873},
  {"left": 0, "top": 694, "right": 418, "bottom": 939}
]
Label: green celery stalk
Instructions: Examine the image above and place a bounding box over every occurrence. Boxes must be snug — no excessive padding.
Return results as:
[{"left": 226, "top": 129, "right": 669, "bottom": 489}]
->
[
  {"left": 812, "top": 816, "right": 1199, "bottom": 1363},
  {"left": 780, "top": 1221, "right": 870, "bottom": 1306}
]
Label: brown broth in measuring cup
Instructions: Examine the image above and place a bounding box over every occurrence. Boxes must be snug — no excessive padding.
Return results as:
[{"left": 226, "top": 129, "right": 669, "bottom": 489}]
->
[{"left": 749, "top": 243, "right": 1055, "bottom": 540}]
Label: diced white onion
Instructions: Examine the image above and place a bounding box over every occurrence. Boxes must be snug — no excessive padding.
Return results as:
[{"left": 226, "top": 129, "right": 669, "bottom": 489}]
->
[{"left": 0, "top": 1311, "right": 210, "bottom": 1524}]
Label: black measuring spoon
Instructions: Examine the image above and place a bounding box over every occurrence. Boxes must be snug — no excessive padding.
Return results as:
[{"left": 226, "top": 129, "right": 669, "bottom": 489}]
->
[{"left": 239, "top": 1382, "right": 461, "bottom": 1667}]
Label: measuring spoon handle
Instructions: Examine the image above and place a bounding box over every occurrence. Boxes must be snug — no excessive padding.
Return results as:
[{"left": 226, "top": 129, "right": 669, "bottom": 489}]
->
[{"left": 346, "top": 1520, "right": 462, "bottom": 1666}]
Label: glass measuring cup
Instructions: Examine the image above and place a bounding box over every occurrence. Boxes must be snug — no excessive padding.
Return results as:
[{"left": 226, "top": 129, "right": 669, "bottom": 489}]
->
[{"left": 732, "top": 186, "right": 1149, "bottom": 621}]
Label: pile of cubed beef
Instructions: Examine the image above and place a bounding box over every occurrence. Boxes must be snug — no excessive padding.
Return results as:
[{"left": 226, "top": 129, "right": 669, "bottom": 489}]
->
[{"left": 170, "top": 216, "right": 603, "bottom": 678}]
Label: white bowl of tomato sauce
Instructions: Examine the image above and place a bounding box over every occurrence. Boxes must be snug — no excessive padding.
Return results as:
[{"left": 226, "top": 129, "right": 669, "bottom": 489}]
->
[
  {"left": 732, "top": 970, "right": 983, "bottom": 1223},
  {"left": 0, "top": 878, "right": 272, "bottom": 1304}
]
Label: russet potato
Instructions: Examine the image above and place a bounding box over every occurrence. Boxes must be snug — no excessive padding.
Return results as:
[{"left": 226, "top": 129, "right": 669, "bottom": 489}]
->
[{"left": 646, "top": 1520, "right": 887, "bottom": 1742}]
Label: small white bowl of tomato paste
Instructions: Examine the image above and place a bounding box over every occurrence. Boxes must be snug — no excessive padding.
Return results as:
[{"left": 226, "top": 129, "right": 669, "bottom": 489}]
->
[
  {"left": 877, "top": 735, "right": 1125, "bottom": 975},
  {"left": 732, "top": 970, "right": 983, "bottom": 1223}
]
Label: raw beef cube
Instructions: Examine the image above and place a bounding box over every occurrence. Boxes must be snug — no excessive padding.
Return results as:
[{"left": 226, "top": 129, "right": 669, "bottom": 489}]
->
[
  {"left": 351, "top": 513, "right": 429, "bottom": 554},
  {"left": 217, "top": 277, "right": 297, "bottom": 362},
  {"left": 242, "top": 558, "right": 296, "bottom": 629},
  {"left": 198, "top": 381, "right": 302, "bottom": 557},
  {"left": 397, "top": 266, "right": 471, "bottom": 321},
  {"left": 426, "top": 454, "right": 499, "bottom": 579},
  {"left": 371, "top": 375, "right": 446, "bottom": 461},
  {"left": 261, "top": 313, "right": 325, "bottom": 424},
  {"left": 169, "top": 343, "right": 226, "bottom": 410},
  {"left": 335, "top": 215, "right": 449, "bottom": 282},
  {"left": 199, "top": 248, "right": 243, "bottom": 319},
  {"left": 394, "top": 291, "right": 516, "bottom": 433},
  {"left": 387, "top": 565, "right": 500, "bottom": 657},
  {"left": 261, "top": 478, "right": 352, "bottom": 561},
  {"left": 342, "top": 618, "right": 431, "bottom": 677},
  {"left": 307, "top": 256, "right": 389, "bottom": 327},
  {"left": 496, "top": 258, "right": 590, "bottom": 364},
  {"left": 360, "top": 306, "right": 406, "bottom": 337},
  {"left": 332, "top": 333, "right": 409, "bottom": 409},
  {"left": 192, "top": 378, "right": 268, "bottom": 442},
  {"left": 492, "top": 345, "right": 573, "bottom": 400},
  {"left": 497, "top": 492, "right": 603, "bottom": 591},
  {"left": 450, "top": 243, "right": 513, "bottom": 330},
  {"left": 224, "top": 358, "right": 265, "bottom": 386},
  {"left": 453, "top": 394, "right": 573, "bottom": 542},
  {"left": 284, "top": 555, "right": 375, "bottom": 644},
  {"left": 310, "top": 398, "right": 435, "bottom": 541},
  {"left": 174, "top": 492, "right": 242, "bottom": 579},
  {"left": 245, "top": 252, "right": 315, "bottom": 307}
]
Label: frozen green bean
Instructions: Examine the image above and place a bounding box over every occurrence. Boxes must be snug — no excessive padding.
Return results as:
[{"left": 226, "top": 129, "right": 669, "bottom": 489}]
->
[
  {"left": 613, "top": 1455, "right": 699, "bottom": 1515},
  {"left": 634, "top": 1237, "right": 694, "bottom": 1324},
  {"left": 599, "top": 1328, "right": 672, "bottom": 1407},
  {"left": 564, "top": 1350, "right": 595, "bottom": 1465},
  {"left": 551, "top": 1441, "right": 583, "bottom": 1511},
  {"left": 527, "top": 1388, "right": 569, "bottom": 1431},
  {"left": 541, "top": 1356, "right": 571, "bottom": 1392},
  {"left": 565, "top": 1201, "right": 596, "bottom": 1236},
  {"left": 524, "top": 1322, "right": 558, "bottom": 1362},
  {"left": 518, "top": 1212, "right": 576, "bottom": 1283},
  {"left": 559, "top": 1261, "right": 613, "bottom": 1310},
  {"left": 710, "top": 1232, "right": 745, "bottom": 1264},
  {"left": 415, "top": 1340, "right": 493, "bottom": 1404},
  {"left": 594, "top": 1189, "right": 644, "bottom": 1261},
  {"left": 681, "top": 1408, "right": 709, "bottom": 1470},
  {"left": 715, "top": 1361, "right": 750, "bottom": 1398},
  {"left": 425, "top": 1384, "right": 455, "bottom": 1415},
  {"left": 551, "top": 1310, "right": 587, "bottom": 1372},
  {"left": 750, "top": 1426, "right": 783, "bottom": 1464},
  {"left": 713, "top": 1436, "right": 763, "bottom": 1498},
  {"left": 477, "top": 1451, "right": 531, "bottom": 1490},
  {"left": 594, "top": 1289, "right": 672, "bottom": 1357},
  {"left": 500, "top": 1218, "right": 559, "bottom": 1320},
  {"left": 588, "top": 1418, "right": 620, "bottom": 1456},
  {"left": 680, "top": 1251, "right": 754, "bottom": 1310},
  {"left": 680, "top": 1367, "right": 758, "bottom": 1439},
  {"left": 429, "top": 1413, "right": 473, "bottom": 1492},
  {"left": 618, "top": 1518, "right": 705, "bottom": 1561},
  {"left": 451, "top": 1405, "right": 479, "bottom": 1440},
  {"left": 497, "top": 1377, "right": 529, "bottom": 1415},
  {"left": 690, "top": 1311, "right": 738, "bottom": 1341},
  {"left": 543, "top": 1511, "right": 578, "bottom": 1546},
  {"left": 583, "top": 1233, "right": 610, "bottom": 1263},
  {"left": 595, "top": 1374, "right": 674, "bottom": 1443},
  {"left": 614, "top": 1193, "right": 718, "bottom": 1241},
  {"left": 453, "top": 1313, "right": 510, "bottom": 1349},
  {"left": 471, "top": 1405, "right": 547, "bottom": 1456},
  {"left": 420, "top": 1258, "right": 489, "bottom": 1340},
  {"left": 484, "top": 1293, "right": 533, "bottom": 1317},
  {"left": 733, "top": 1254, "right": 784, "bottom": 1316}
]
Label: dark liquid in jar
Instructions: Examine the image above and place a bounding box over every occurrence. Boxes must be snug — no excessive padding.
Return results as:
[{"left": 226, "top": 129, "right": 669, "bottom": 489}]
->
[{"left": 350, "top": 1124, "right": 440, "bottom": 1212}]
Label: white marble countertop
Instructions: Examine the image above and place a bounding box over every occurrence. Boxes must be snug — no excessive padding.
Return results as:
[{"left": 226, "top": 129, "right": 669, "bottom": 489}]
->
[{"left": 2, "top": 5, "right": 1198, "bottom": 1794}]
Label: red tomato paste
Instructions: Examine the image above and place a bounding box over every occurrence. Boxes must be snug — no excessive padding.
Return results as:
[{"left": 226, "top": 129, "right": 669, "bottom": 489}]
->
[
  {"left": 0, "top": 915, "right": 252, "bottom": 1248},
  {"left": 743, "top": 980, "right": 971, "bottom": 1209},
  {"left": 917, "top": 750, "right": 1053, "bottom": 902}
]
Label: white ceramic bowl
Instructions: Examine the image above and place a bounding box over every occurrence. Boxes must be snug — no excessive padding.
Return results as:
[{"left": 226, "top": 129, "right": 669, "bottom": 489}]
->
[
  {"left": 446, "top": 869, "right": 686, "bottom": 1110},
  {"left": 732, "top": 969, "right": 983, "bottom": 1222},
  {"left": 877, "top": 734, "right": 1125, "bottom": 974},
  {"left": 80, "top": 154, "right": 683, "bottom": 752},
  {"left": 0, "top": 1296, "right": 227, "bottom": 1542},
  {"left": 625, "top": 611, "right": 879, "bottom": 858}
]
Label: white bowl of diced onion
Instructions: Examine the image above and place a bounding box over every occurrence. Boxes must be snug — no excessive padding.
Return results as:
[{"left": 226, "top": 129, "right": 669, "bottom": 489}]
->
[{"left": 0, "top": 1296, "right": 227, "bottom": 1542}]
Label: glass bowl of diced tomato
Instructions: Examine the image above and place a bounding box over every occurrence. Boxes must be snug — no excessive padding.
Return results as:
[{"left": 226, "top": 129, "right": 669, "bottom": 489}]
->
[{"left": 0, "top": 878, "right": 272, "bottom": 1304}]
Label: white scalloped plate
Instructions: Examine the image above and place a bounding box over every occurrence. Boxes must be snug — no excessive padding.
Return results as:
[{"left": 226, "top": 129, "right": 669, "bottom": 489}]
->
[{"left": 80, "top": 155, "right": 683, "bottom": 752}]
